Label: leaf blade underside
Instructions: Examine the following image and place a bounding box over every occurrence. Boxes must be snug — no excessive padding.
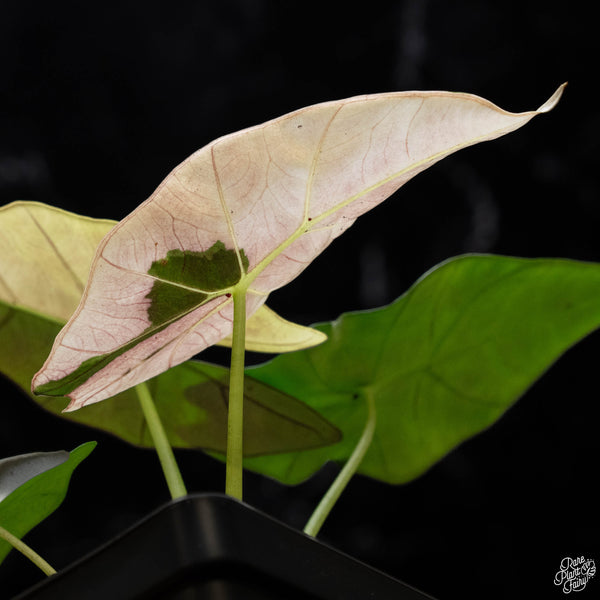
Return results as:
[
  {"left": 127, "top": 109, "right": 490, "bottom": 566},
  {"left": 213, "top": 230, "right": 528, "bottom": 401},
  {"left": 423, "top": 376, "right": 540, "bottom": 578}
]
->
[{"left": 32, "top": 85, "right": 565, "bottom": 408}]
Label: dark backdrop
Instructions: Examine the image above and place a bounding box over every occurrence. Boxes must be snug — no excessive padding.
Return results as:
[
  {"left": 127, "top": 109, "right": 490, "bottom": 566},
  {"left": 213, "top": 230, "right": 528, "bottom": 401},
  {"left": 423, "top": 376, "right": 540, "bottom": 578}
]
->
[{"left": 1, "top": 2, "right": 598, "bottom": 599}]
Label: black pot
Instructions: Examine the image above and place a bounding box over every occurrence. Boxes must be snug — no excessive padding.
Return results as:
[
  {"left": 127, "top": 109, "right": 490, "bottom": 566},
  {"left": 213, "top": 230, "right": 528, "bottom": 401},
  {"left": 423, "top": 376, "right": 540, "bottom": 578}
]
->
[{"left": 14, "top": 493, "right": 436, "bottom": 600}]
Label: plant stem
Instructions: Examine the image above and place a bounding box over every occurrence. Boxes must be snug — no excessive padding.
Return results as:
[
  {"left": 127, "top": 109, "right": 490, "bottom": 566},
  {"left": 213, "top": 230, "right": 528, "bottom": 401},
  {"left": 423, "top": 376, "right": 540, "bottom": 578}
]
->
[
  {"left": 0, "top": 525, "right": 56, "bottom": 576},
  {"left": 136, "top": 381, "right": 187, "bottom": 500},
  {"left": 225, "top": 287, "right": 247, "bottom": 500},
  {"left": 303, "top": 388, "right": 376, "bottom": 537}
]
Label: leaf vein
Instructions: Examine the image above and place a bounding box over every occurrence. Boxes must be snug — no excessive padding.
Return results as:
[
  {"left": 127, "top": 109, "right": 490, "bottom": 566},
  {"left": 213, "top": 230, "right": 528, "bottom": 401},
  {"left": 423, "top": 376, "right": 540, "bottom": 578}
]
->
[
  {"left": 211, "top": 145, "right": 246, "bottom": 276},
  {"left": 25, "top": 207, "right": 86, "bottom": 294}
]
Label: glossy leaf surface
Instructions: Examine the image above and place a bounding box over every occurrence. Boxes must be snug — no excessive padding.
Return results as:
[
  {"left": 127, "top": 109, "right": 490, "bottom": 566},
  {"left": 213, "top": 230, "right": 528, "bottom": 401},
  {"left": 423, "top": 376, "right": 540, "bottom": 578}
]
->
[
  {"left": 0, "top": 442, "right": 95, "bottom": 564},
  {"left": 0, "top": 202, "right": 339, "bottom": 454},
  {"left": 244, "top": 255, "right": 600, "bottom": 484},
  {"left": 31, "top": 85, "right": 565, "bottom": 409}
]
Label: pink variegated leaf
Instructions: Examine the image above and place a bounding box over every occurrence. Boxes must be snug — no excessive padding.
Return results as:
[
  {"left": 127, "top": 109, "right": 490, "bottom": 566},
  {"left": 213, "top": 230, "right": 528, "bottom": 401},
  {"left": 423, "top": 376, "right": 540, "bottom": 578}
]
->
[{"left": 32, "top": 84, "right": 565, "bottom": 410}]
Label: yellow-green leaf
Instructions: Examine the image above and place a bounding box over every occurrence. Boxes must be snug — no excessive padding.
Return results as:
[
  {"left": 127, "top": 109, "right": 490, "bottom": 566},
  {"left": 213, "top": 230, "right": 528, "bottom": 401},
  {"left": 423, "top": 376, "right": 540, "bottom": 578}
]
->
[
  {"left": 0, "top": 201, "right": 114, "bottom": 323},
  {"left": 217, "top": 304, "right": 326, "bottom": 352}
]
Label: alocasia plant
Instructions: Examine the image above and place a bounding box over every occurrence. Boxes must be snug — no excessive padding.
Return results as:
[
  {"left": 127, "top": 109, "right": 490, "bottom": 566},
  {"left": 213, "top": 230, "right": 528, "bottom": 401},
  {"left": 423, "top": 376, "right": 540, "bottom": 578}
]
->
[{"left": 4, "top": 83, "right": 590, "bottom": 591}]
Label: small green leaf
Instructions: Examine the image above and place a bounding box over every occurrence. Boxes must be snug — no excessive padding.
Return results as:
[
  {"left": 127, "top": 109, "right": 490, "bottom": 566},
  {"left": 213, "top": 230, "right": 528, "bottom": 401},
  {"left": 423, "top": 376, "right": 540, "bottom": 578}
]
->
[
  {"left": 244, "top": 255, "right": 600, "bottom": 484},
  {"left": 0, "top": 442, "right": 96, "bottom": 565}
]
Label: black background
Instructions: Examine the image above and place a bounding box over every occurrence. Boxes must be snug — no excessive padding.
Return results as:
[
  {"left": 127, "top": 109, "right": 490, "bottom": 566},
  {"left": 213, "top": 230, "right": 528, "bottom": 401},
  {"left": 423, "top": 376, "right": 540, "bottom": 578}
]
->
[{"left": 1, "top": 2, "right": 598, "bottom": 599}]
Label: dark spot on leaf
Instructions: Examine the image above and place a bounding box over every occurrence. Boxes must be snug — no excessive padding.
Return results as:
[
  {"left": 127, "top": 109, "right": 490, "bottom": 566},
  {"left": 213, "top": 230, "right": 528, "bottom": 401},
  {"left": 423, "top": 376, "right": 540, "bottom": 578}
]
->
[{"left": 145, "top": 242, "right": 249, "bottom": 326}]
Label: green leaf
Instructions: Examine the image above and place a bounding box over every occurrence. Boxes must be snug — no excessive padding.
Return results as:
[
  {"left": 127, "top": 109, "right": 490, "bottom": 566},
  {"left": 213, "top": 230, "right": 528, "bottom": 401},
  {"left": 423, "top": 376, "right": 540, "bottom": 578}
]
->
[
  {"left": 31, "top": 86, "right": 566, "bottom": 409},
  {"left": 0, "top": 201, "right": 339, "bottom": 456},
  {"left": 244, "top": 255, "right": 600, "bottom": 485},
  {"left": 148, "top": 361, "right": 341, "bottom": 455},
  {"left": 0, "top": 442, "right": 96, "bottom": 565},
  {"left": 0, "top": 304, "right": 339, "bottom": 455}
]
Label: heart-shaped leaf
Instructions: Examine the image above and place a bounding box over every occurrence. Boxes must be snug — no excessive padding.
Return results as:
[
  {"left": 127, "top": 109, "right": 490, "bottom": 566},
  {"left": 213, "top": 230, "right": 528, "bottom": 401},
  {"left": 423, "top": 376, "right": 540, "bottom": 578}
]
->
[
  {"left": 0, "top": 202, "right": 339, "bottom": 454},
  {"left": 0, "top": 442, "right": 96, "bottom": 565},
  {"left": 242, "top": 255, "right": 600, "bottom": 485},
  {"left": 31, "top": 85, "right": 566, "bottom": 409}
]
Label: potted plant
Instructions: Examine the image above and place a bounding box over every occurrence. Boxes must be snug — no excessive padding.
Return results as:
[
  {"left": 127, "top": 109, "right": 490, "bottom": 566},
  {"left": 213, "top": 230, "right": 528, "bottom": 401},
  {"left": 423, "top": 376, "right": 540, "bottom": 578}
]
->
[{"left": 3, "top": 82, "right": 592, "bottom": 599}]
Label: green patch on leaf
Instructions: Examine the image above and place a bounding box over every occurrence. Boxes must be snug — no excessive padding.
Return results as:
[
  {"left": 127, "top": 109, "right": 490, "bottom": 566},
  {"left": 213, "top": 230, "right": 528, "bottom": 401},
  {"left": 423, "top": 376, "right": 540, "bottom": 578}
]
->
[
  {"left": 146, "top": 243, "right": 248, "bottom": 325},
  {"left": 146, "top": 284, "right": 208, "bottom": 327},
  {"left": 33, "top": 353, "right": 112, "bottom": 397},
  {"left": 33, "top": 242, "right": 251, "bottom": 398},
  {"left": 148, "top": 243, "right": 249, "bottom": 291}
]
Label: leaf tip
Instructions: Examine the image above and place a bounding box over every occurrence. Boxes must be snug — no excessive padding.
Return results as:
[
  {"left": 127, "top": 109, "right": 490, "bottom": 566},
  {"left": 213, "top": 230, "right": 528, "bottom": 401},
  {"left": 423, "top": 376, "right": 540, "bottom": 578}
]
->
[
  {"left": 536, "top": 82, "right": 567, "bottom": 113},
  {"left": 61, "top": 398, "right": 83, "bottom": 413},
  {"left": 71, "top": 440, "right": 97, "bottom": 456},
  {"left": 311, "top": 329, "right": 328, "bottom": 346}
]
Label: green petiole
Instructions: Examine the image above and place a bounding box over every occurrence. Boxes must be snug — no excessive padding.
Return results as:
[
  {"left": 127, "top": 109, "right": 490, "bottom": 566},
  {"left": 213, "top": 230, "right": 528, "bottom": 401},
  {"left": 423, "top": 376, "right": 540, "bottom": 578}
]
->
[
  {"left": 304, "top": 388, "right": 377, "bottom": 537},
  {"left": 135, "top": 381, "right": 187, "bottom": 499},
  {"left": 225, "top": 286, "right": 248, "bottom": 500},
  {"left": 0, "top": 524, "right": 56, "bottom": 576}
]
